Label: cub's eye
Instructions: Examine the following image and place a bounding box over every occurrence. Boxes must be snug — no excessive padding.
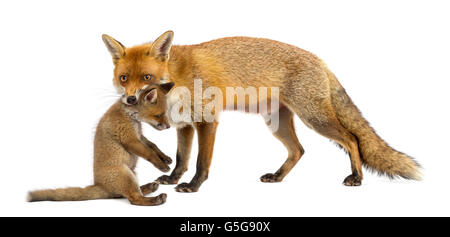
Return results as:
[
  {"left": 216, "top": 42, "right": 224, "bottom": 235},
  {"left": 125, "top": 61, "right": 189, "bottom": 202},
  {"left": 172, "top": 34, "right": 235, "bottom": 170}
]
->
[
  {"left": 143, "top": 74, "right": 153, "bottom": 81},
  {"left": 156, "top": 113, "right": 164, "bottom": 118},
  {"left": 120, "top": 75, "right": 128, "bottom": 83}
]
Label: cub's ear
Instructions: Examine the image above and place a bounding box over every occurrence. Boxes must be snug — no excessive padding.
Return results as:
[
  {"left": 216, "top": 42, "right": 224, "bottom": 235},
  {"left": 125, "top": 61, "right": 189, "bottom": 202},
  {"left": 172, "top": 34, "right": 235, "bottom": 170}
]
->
[
  {"left": 145, "top": 88, "right": 158, "bottom": 104},
  {"left": 102, "top": 34, "right": 126, "bottom": 60},
  {"left": 149, "top": 31, "right": 174, "bottom": 61},
  {"left": 159, "top": 82, "right": 175, "bottom": 94}
]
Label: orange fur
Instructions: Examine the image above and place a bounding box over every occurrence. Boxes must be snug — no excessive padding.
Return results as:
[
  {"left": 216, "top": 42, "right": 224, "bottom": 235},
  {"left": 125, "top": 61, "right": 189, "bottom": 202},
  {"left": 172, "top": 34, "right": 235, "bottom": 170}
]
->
[{"left": 103, "top": 32, "right": 421, "bottom": 191}]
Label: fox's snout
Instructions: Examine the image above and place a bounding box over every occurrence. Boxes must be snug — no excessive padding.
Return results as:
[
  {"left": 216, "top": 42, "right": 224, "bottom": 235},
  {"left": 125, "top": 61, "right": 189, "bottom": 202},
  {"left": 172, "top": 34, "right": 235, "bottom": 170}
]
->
[
  {"left": 126, "top": 96, "right": 138, "bottom": 105},
  {"left": 121, "top": 95, "right": 138, "bottom": 106}
]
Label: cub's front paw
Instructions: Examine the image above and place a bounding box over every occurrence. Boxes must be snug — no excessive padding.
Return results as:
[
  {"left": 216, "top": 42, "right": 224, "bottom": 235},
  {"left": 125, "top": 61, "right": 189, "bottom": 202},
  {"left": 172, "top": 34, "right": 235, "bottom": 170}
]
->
[
  {"left": 155, "top": 175, "right": 179, "bottom": 185},
  {"left": 260, "top": 173, "right": 283, "bottom": 183},
  {"left": 156, "top": 164, "right": 171, "bottom": 173},
  {"left": 159, "top": 154, "right": 173, "bottom": 165},
  {"left": 175, "top": 183, "right": 198, "bottom": 193}
]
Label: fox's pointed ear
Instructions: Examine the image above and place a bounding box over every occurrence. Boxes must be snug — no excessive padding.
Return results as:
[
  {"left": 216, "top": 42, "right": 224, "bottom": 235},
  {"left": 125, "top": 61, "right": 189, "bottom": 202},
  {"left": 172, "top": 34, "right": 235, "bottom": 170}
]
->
[
  {"left": 145, "top": 88, "right": 158, "bottom": 104},
  {"left": 149, "top": 31, "right": 174, "bottom": 61},
  {"left": 159, "top": 82, "right": 175, "bottom": 94},
  {"left": 102, "top": 34, "right": 126, "bottom": 60}
]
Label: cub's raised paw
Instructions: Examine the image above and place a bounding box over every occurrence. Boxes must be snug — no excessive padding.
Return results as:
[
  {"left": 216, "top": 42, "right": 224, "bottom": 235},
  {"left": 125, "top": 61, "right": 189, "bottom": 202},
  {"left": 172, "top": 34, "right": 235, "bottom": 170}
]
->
[
  {"left": 260, "top": 173, "right": 282, "bottom": 183},
  {"left": 157, "top": 164, "right": 171, "bottom": 173},
  {"left": 343, "top": 174, "right": 362, "bottom": 186},
  {"left": 159, "top": 155, "right": 173, "bottom": 165},
  {"left": 156, "top": 175, "right": 178, "bottom": 185},
  {"left": 175, "top": 183, "right": 198, "bottom": 193}
]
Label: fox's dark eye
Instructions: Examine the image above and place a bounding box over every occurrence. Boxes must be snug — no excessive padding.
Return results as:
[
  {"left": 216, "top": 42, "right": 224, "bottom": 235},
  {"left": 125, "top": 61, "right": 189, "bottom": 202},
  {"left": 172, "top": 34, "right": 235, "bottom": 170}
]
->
[
  {"left": 143, "top": 74, "right": 153, "bottom": 81},
  {"left": 156, "top": 113, "right": 164, "bottom": 118},
  {"left": 120, "top": 75, "right": 128, "bottom": 83}
]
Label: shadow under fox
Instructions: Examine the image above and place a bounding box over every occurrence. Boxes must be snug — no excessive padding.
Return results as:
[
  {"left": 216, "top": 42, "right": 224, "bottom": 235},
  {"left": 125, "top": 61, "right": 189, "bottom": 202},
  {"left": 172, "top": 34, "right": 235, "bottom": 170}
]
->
[{"left": 28, "top": 83, "right": 174, "bottom": 206}]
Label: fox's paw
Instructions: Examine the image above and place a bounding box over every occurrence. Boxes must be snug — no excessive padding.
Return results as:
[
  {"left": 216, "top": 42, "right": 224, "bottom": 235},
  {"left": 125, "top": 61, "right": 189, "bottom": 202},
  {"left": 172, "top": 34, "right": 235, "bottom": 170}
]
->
[
  {"left": 157, "top": 164, "right": 171, "bottom": 173},
  {"left": 175, "top": 183, "right": 198, "bottom": 193},
  {"left": 343, "top": 174, "right": 362, "bottom": 186},
  {"left": 129, "top": 193, "right": 167, "bottom": 206},
  {"left": 155, "top": 193, "right": 167, "bottom": 205},
  {"left": 260, "top": 173, "right": 283, "bottom": 183},
  {"left": 156, "top": 175, "right": 179, "bottom": 185},
  {"left": 159, "top": 154, "right": 173, "bottom": 165},
  {"left": 140, "top": 182, "right": 159, "bottom": 195}
]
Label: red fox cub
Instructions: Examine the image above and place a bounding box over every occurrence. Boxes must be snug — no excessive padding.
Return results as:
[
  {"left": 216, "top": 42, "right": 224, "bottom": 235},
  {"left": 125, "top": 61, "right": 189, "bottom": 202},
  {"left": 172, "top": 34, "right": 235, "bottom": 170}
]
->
[
  {"left": 28, "top": 83, "right": 175, "bottom": 206},
  {"left": 102, "top": 31, "right": 421, "bottom": 192}
]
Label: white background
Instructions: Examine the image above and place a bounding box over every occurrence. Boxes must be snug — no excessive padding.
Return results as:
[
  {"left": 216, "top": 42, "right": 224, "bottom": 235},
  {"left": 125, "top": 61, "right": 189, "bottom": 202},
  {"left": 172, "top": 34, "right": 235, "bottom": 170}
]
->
[{"left": 1, "top": 0, "right": 449, "bottom": 217}]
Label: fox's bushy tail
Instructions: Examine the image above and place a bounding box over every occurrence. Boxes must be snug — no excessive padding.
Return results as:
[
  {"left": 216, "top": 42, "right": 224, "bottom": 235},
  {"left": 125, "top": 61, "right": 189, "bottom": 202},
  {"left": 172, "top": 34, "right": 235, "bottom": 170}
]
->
[
  {"left": 328, "top": 72, "right": 422, "bottom": 180},
  {"left": 27, "top": 185, "right": 111, "bottom": 202}
]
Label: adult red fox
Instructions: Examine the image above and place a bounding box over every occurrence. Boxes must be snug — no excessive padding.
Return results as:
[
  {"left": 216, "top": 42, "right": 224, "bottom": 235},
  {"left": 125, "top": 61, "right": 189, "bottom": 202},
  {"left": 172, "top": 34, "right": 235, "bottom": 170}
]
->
[{"left": 102, "top": 31, "right": 421, "bottom": 192}]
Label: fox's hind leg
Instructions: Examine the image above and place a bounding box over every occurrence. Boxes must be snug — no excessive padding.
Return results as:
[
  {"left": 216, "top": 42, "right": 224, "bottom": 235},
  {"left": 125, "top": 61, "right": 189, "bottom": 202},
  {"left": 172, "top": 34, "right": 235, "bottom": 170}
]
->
[
  {"left": 104, "top": 166, "right": 167, "bottom": 206},
  {"left": 292, "top": 101, "right": 363, "bottom": 186},
  {"left": 261, "top": 106, "right": 305, "bottom": 182},
  {"left": 311, "top": 118, "right": 363, "bottom": 186},
  {"left": 281, "top": 71, "right": 364, "bottom": 186}
]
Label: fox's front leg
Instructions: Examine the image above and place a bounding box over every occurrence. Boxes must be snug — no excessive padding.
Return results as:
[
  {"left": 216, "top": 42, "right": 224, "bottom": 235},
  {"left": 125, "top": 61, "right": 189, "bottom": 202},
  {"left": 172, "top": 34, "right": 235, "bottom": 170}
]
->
[
  {"left": 124, "top": 139, "right": 170, "bottom": 173},
  {"left": 175, "top": 122, "right": 218, "bottom": 193},
  {"left": 156, "top": 125, "right": 194, "bottom": 185},
  {"left": 140, "top": 135, "right": 172, "bottom": 165}
]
